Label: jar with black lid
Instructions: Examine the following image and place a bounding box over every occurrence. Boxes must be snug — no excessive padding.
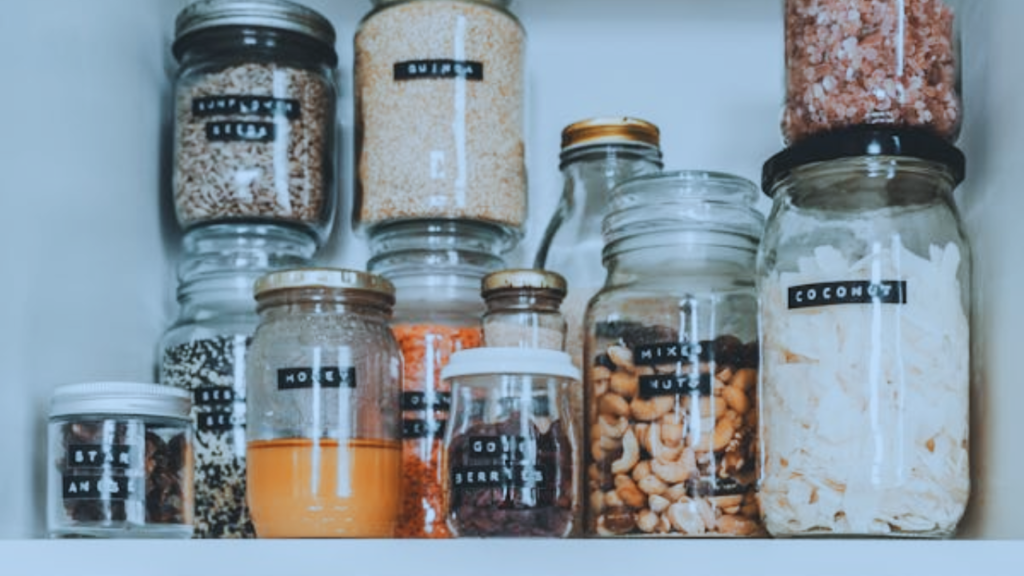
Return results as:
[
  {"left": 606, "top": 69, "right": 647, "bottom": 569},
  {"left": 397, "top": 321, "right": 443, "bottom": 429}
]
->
[
  {"left": 758, "top": 128, "right": 971, "bottom": 537},
  {"left": 172, "top": 0, "right": 338, "bottom": 244}
]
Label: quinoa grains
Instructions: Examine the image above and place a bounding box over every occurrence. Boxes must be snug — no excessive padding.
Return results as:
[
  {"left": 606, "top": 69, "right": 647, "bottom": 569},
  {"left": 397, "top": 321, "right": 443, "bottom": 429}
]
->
[{"left": 355, "top": 0, "right": 527, "bottom": 232}]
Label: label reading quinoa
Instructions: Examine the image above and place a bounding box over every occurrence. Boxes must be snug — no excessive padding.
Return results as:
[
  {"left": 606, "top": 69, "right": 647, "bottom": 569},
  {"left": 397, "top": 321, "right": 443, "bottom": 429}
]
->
[
  {"left": 192, "top": 95, "right": 301, "bottom": 120},
  {"left": 62, "top": 476, "right": 131, "bottom": 500},
  {"left": 402, "top": 418, "right": 447, "bottom": 440},
  {"left": 633, "top": 342, "right": 704, "bottom": 366},
  {"left": 401, "top": 391, "right": 452, "bottom": 412},
  {"left": 788, "top": 281, "right": 907, "bottom": 310},
  {"left": 639, "top": 373, "right": 713, "bottom": 398},
  {"left": 277, "top": 367, "right": 357, "bottom": 391},
  {"left": 205, "top": 121, "right": 276, "bottom": 143},
  {"left": 451, "top": 464, "right": 550, "bottom": 490},
  {"left": 67, "top": 445, "right": 132, "bottom": 468},
  {"left": 394, "top": 59, "right": 484, "bottom": 81}
]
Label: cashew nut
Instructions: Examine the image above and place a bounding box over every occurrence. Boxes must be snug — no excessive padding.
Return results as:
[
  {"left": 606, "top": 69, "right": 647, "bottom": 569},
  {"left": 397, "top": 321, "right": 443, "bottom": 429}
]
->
[
  {"left": 601, "top": 507, "right": 636, "bottom": 534},
  {"left": 590, "top": 490, "right": 605, "bottom": 514},
  {"left": 657, "top": 512, "right": 672, "bottom": 533},
  {"left": 637, "top": 509, "right": 659, "bottom": 533},
  {"left": 607, "top": 345, "right": 635, "bottom": 371},
  {"left": 599, "top": 434, "right": 622, "bottom": 451},
  {"left": 591, "top": 439, "right": 605, "bottom": 462},
  {"left": 729, "top": 368, "right": 756, "bottom": 392},
  {"left": 592, "top": 365, "right": 612, "bottom": 384},
  {"left": 631, "top": 460, "right": 652, "bottom": 482},
  {"left": 712, "top": 417, "right": 736, "bottom": 452},
  {"left": 604, "top": 490, "right": 625, "bottom": 508},
  {"left": 611, "top": 429, "right": 640, "bottom": 475},
  {"left": 665, "top": 483, "right": 688, "bottom": 502},
  {"left": 652, "top": 448, "right": 697, "bottom": 484},
  {"left": 722, "top": 384, "right": 750, "bottom": 415},
  {"left": 740, "top": 497, "right": 760, "bottom": 519},
  {"left": 599, "top": 394, "right": 630, "bottom": 418},
  {"left": 638, "top": 474, "right": 668, "bottom": 496},
  {"left": 615, "top": 475, "right": 646, "bottom": 509},
  {"left": 660, "top": 420, "right": 685, "bottom": 447},
  {"left": 717, "top": 514, "right": 760, "bottom": 536},
  {"left": 695, "top": 498, "right": 716, "bottom": 531},
  {"left": 667, "top": 501, "right": 706, "bottom": 535},
  {"left": 599, "top": 413, "right": 629, "bottom": 440},
  {"left": 630, "top": 396, "right": 675, "bottom": 421},
  {"left": 610, "top": 371, "right": 639, "bottom": 399},
  {"left": 709, "top": 494, "right": 744, "bottom": 515},
  {"left": 715, "top": 366, "right": 734, "bottom": 387},
  {"left": 649, "top": 494, "right": 671, "bottom": 514},
  {"left": 588, "top": 464, "right": 602, "bottom": 483},
  {"left": 721, "top": 451, "right": 745, "bottom": 475},
  {"left": 647, "top": 423, "right": 683, "bottom": 463}
]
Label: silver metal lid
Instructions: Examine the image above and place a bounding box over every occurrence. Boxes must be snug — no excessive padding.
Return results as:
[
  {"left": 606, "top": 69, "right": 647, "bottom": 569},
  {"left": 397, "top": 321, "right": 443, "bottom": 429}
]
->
[
  {"left": 175, "top": 0, "right": 336, "bottom": 47},
  {"left": 50, "top": 383, "right": 192, "bottom": 421},
  {"left": 255, "top": 267, "right": 396, "bottom": 300},
  {"left": 482, "top": 269, "right": 568, "bottom": 298}
]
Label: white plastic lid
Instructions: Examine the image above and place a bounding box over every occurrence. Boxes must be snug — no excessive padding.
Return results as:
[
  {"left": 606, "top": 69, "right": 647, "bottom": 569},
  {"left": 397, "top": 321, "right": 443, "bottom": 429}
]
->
[
  {"left": 50, "top": 382, "right": 192, "bottom": 420},
  {"left": 441, "top": 348, "right": 581, "bottom": 382}
]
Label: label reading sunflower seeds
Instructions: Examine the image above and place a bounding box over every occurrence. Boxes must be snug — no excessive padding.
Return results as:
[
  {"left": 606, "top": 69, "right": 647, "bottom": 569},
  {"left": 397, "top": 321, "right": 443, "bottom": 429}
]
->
[{"left": 192, "top": 95, "right": 301, "bottom": 120}]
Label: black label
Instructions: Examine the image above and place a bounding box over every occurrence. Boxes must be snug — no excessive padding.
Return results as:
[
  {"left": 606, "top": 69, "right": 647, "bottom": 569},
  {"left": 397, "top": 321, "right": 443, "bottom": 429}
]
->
[
  {"left": 402, "top": 418, "right": 447, "bottom": 440},
  {"left": 67, "top": 445, "right": 131, "bottom": 469},
  {"left": 62, "top": 475, "right": 131, "bottom": 500},
  {"left": 497, "top": 396, "right": 552, "bottom": 417},
  {"left": 639, "top": 373, "right": 713, "bottom": 398},
  {"left": 193, "top": 387, "right": 236, "bottom": 406},
  {"left": 469, "top": 436, "right": 531, "bottom": 460},
  {"left": 197, "top": 409, "right": 240, "bottom": 433},
  {"left": 394, "top": 59, "right": 484, "bottom": 81},
  {"left": 401, "top": 391, "right": 452, "bottom": 412},
  {"left": 193, "top": 95, "right": 301, "bottom": 120},
  {"left": 451, "top": 465, "right": 549, "bottom": 490},
  {"left": 277, "top": 367, "right": 357, "bottom": 390},
  {"left": 633, "top": 342, "right": 704, "bottom": 366},
  {"left": 788, "top": 281, "right": 907, "bottom": 310},
  {"left": 205, "top": 121, "right": 276, "bottom": 143}
]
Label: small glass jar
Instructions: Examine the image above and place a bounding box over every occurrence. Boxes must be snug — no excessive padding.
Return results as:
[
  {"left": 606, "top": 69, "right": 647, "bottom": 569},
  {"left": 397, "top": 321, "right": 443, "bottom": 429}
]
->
[
  {"left": 47, "top": 383, "right": 194, "bottom": 539},
  {"left": 758, "top": 129, "right": 970, "bottom": 537},
  {"left": 368, "top": 220, "right": 505, "bottom": 538},
  {"left": 158, "top": 224, "right": 314, "bottom": 538},
  {"left": 782, "top": 0, "right": 962, "bottom": 143},
  {"left": 482, "top": 269, "right": 568, "bottom": 350},
  {"left": 354, "top": 0, "right": 527, "bottom": 236},
  {"left": 441, "top": 348, "right": 580, "bottom": 537},
  {"left": 245, "top": 268, "right": 402, "bottom": 538},
  {"left": 585, "top": 172, "right": 765, "bottom": 538},
  {"left": 534, "top": 118, "right": 664, "bottom": 369},
  {"left": 172, "top": 0, "right": 339, "bottom": 244}
]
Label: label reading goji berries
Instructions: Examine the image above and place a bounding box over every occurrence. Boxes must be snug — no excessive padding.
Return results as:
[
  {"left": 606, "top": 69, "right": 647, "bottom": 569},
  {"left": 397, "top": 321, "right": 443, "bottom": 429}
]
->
[
  {"left": 788, "top": 280, "right": 907, "bottom": 310},
  {"left": 277, "top": 367, "right": 357, "bottom": 390},
  {"left": 451, "top": 464, "right": 550, "bottom": 490},
  {"left": 394, "top": 59, "right": 484, "bottom": 81},
  {"left": 469, "top": 436, "right": 531, "bottom": 460}
]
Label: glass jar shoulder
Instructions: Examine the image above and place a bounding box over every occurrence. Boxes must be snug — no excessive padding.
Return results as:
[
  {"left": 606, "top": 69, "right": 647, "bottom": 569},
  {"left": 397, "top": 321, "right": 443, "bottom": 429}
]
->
[
  {"left": 160, "top": 314, "right": 260, "bottom": 351},
  {"left": 175, "top": 57, "right": 337, "bottom": 95}
]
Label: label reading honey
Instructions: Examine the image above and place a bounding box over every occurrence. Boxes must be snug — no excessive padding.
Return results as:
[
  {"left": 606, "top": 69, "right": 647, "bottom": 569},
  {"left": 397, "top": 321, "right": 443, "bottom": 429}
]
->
[{"left": 277, "top": 367, "right": 357, "bottom": 391}]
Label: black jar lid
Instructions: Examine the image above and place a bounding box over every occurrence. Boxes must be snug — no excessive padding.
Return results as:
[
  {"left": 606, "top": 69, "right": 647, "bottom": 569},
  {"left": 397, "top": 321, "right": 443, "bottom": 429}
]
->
[
  {"left": 762, "top": 127, "right": 967, "bottom": 197},
  {"left": 174, "top": 0, "right": 337, "bottom": 59}
]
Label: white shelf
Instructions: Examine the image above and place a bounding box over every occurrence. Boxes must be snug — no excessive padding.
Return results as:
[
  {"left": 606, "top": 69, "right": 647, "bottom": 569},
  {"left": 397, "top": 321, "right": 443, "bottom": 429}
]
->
[{"left": 4, "top": 540, "right": 1021, "bottom": 576}]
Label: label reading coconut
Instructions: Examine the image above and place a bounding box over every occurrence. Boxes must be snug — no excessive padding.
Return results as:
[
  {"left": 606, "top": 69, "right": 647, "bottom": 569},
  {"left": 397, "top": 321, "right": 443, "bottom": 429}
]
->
[
  {"left": 277, "top": 367, "right": 357, "bottom": 391},
  {"left": 67, "top": 445, "right": 132, "bottom": 469},
  {"left": 192, "top": 95, "right": 301, "bottom": 120},
  {"left": 451, "top": 465, "right": 549, "bottom": 490},
  {"left": 633, "top": 341, "right": 704, "bottom": 366},
  {"left": 205, "top": 121, "right": 276, "bottom": 143},
  {"left": 62, "top": 476, "right": 131, "bottom": 500},
  {"left": 788, "top": 280, "right": 907, "bottom": 310},
  {"left": 394, "top": 59, "right": 484, "bottom": 81},
  {"left": 402, "top": 418, "right": 447, "bottom": 440},
  {"left": 401, "top": 391, "right": 452, "bottom": 412},
  {"left": 638, "top": 373, "right": 713, "bottom": 398}
]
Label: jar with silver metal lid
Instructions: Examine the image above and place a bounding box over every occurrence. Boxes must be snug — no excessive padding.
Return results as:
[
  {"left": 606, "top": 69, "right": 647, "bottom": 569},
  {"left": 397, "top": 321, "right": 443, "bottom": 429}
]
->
[
  {"left": 172, "top": 0, "right": 339, "bottom": 244},
  {"left": 47, "top": 383, "right": 194, "bottom": 539},
  {"left": 482, "top": 269, "right": 568, "bottom": 351},
  {"left": 246, "top": 268, "right": 402, "bottom": 538}
]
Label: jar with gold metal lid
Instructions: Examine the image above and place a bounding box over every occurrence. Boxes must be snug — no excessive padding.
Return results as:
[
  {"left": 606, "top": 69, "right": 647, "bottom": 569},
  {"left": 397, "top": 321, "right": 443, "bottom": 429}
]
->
[
  {"left": 482, "top": 269, "right": 568, "bottom": 351},
  {"left": 245, "top": 268, "right": 402, "bottom": 538}
]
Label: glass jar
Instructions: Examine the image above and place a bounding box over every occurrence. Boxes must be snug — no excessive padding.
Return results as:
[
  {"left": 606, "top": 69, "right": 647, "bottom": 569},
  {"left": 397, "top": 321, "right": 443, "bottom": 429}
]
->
[
  {"left": 584, "top": 172, "right": 765, "bottom": 538},
  {"left": 758, "top": 128, "right": 970, "bottom": 537},
  {"left": 354, "top": 0, "right": 526, "bottom": 236},
  {"left": 172, "top": 0, "right": 339, "bottom": 244},
  {"left": 482, "top": 269, "right": 567, "bottom": 350},
  {"left": 441, "top": 348, "right": 580, "bottom": 537},
  {"left": 158, "top": 224, "right": 314, "bottom": 539},
  {"left": 47, "top": 382, "right": 194, "bottom": 539},
  {"left": 245, "top": 268, "right": 402, "bottom": 538},
  {"left": 534, "top": 118, "right": 664, "bottom": 369},
  {"left": 368, "top": 220, "right": 505, "bottom": 538},
  {"left": 782, "top": 0, "right": 962, "bottom": 143}
]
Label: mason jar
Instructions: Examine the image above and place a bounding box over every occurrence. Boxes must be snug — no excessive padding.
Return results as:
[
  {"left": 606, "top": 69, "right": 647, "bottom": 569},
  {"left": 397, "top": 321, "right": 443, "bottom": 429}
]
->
[
  {"left": 172, "top": 0, "right": 339, "bottom": 244},
  {"left": 245, "top": 268, "right": 402, "bottom": 538},
  {"left": 354, "top": 0, "right": 527, "bottom": 237},
  {"left": 585, "top": 172, "right": 765, "bottom": 538},
  {"left": 758, "top": 128, "right": 971, "bottom": 537},
  {"left": 482, "top": 269, "right": 568, "bottom": 350},
  {"left": 782, "top": 0, "right": 962, "bottom": 143},
  {"left": 158, "top": 224, "right": 314, "bottom": 538},
  {"left": 441, "top": 348, "right": 581, "bottom": 537}
]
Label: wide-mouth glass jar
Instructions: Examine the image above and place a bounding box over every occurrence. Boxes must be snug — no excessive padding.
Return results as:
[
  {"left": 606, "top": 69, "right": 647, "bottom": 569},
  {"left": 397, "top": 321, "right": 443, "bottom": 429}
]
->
[
  {"left": 758, "top": 128, "right": 970, "bottom": 537},
  {"left": 585, "top": 171, "right": 766, "bottom": 538},
  {"left": 172, "top": 0, "right": 339, "bottom": 244},
  {"left": 245, "top": 268, "right": 402, "bottom": 538},
  {"left": 47, "top": 383, "right": 194, "bottom": 539}
]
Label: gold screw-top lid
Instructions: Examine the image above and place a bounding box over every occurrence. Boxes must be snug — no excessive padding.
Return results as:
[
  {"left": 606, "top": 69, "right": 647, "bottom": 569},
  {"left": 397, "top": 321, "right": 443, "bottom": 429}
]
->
[
  {"left": 255, "top": 268, "right": 395, "bottom": 299},
  {"left": 561, "top": 117, "right": 661, "bottom": 151},
  {"left": 482, "top": 269, "right": 568, "bottom": 298}
]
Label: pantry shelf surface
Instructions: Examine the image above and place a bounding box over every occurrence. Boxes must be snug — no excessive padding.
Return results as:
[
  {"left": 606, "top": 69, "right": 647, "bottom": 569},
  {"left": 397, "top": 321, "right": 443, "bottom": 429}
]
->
[{"left": 2, "top": 540, "right": 1019, "bottom": 576}]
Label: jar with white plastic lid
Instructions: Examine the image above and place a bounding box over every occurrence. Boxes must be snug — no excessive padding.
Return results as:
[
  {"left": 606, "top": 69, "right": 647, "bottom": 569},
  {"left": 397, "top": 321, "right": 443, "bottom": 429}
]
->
[
  {"left": 441, "top": 348, "right": 580, "bottom": 537},
  {"left": 482, "top": 269, "right": 568, "bottom": 351},
  {"left": 758, "top": 128, "right": 970, "bottom": 537},
  {"left": 47, "top": 383, "right": 194, "bottom": 539}
]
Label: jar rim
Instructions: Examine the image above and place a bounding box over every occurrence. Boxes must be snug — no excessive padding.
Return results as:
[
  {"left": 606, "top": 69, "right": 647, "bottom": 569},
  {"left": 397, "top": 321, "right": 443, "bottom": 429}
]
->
[
  {"left": 254, "top": 268, "right": 396, "bottom": 300},
  {"left": 561, "top": 117, "right": 661, "bottom": 152},
  {"left": 50, "top": 382, "right": 191, "bottom": 420},
  {"left": 441, "top": 348, "right": 580, "bottom": 381},
  {"left": 482, "top": 269, "right": 567, "bottom": 298}
]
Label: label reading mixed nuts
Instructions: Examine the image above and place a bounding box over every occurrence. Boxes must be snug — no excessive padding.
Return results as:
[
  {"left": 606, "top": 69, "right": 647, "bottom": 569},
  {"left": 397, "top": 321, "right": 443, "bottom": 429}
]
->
[
  {"left": 277, "top": 367, "right": 357, "bottom": 391},
  {"left": 62, "top": 476, "right": 131, "bottom": 500},
  {"left": 633, "top": 341, "right": 704, "bottom": 366},
  {"left": 451, "top": 464, "right": 550, "bottom": 490},
  {"left": 788, "top": 280, "right": 907, "bottom": 310},
  {"left": 638, "top": 373, "right": 713, "bottom": 398},
  {"left": 394, "top": 59, "right": 484, "bottom": 81},
  {"left": 192, "top": 95, "right": 302, "bottom": 120},
  {"left": 67, "top": 445, "right": 131, "bottom": 469}
]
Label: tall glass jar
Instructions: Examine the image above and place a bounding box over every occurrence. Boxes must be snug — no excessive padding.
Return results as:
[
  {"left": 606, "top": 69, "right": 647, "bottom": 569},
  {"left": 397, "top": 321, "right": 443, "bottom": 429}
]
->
[
  {"left": 584, "top": 172, "right": 765, "bottom": 538},
  {"left": 758, "top": 128, "right": 970, "bottom": 537},
  {"left": 172, "top": 0, "right": 339, "bottom": 244},
  {"left": 534, "top": 118, "right": 664, "bottom": 369},
  {"left": 245, "top": 269, "right": 402, "bottom": 538},
  {"left": 158, "top": 224, "right": 314, "bottom": 539},
  {"left": 368, "top": 221, "right": 505, "bottom": 538},
  {"left": 782, "top": 0, "right": 962, "bottom": 143},
  {"left": 481, "top": 269, "right": 567, "bottom": 350},
  {"left": 354, "top": 0, "right": 527, "bottom": 237}
]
